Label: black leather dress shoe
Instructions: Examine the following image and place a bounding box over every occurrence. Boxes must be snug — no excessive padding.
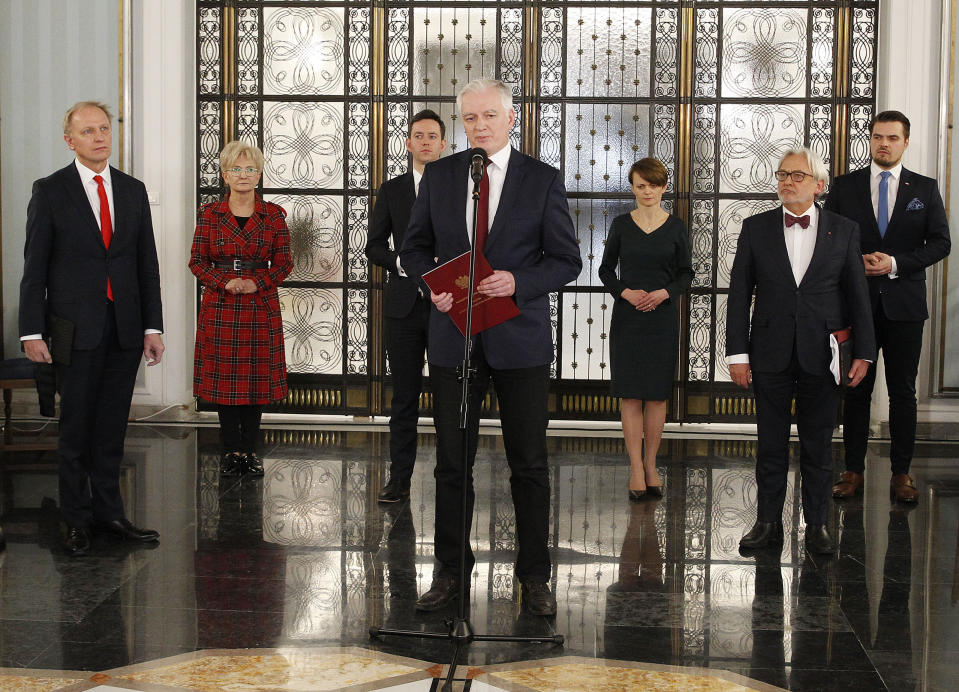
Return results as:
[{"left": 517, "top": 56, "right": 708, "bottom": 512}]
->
[
  {"left": 804, "top": 524, "right": 835, "bottom": 554},
  {"left": 244, "top": 452, "right": 265, "bottom": 477},
  {"left": 63, "top": 527, "right": 91, "bottom": 556},
  {"left": 96, "top": 518, "right": 159, "bottom": 543},
  {"left": 378, "top": 479, "right": 411, "bottom": 504},
  {"left": 521, "top": 582, "right": 557, "bottom": 616},
  {"left": 415, "top": 574, "right": 458, "bottom": 611},
  {"left": 739, "top": 521, "right": 784, "bottom": 549}
]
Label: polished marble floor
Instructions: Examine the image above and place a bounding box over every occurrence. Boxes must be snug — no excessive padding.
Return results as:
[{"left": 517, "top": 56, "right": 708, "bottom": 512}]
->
[{"left": 0, "top": 424, "right": 957, "bottom": 691}]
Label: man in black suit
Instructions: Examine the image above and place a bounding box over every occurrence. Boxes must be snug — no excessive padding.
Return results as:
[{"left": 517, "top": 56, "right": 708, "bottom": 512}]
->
[
  {"left": 365, "top": 109, "right": 446, "bottom": 504},
  {"left": 401, "top": 79, "right": 581, "bottom": 615},
  {"left": 19, "top": 101, "right": 164, "bottom": 556},
  {"left": 825, "top": 111, "right": 951, "bottom": 505},
  {"left": 727, "top": 148, "right": 876, "bottom": 554}
]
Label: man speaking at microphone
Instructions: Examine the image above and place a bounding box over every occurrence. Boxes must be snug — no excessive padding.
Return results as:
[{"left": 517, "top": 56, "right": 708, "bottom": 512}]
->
[{"left": 401, "top": 78, "right": 581, "bottom": 616}]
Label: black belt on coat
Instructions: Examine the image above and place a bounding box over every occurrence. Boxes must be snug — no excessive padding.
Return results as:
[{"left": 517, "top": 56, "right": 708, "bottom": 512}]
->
[{"left": 213, "top": 260, "right": 271, "bottom": 271}]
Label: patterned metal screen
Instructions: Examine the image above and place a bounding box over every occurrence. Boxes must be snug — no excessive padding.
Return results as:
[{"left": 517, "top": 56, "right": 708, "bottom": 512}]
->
[
  {"left": 196, "top": 0, "right": 878, "bottom": 421},
  {"left": 683, "top": 2, "right": 878, "bottom": 420}
]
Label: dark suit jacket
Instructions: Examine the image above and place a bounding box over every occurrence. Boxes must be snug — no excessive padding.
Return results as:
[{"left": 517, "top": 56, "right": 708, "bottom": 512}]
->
[
  {"left": 19, "top": 163, "right": 163, "bottom": 350},
  {"left": 400, "top": 148, "right": 582, "bottom": 369},
  {"left": 823, "top": 166, "right": 950, "bottom": 321},
  {"left": 726, "top": 206, "right": 876, "bottom": 375},
  {"left": 365, "top": 171, "right": 420, "bottom": 318}
]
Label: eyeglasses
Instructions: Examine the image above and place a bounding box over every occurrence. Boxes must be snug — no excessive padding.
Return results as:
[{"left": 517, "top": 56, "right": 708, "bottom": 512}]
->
[
  {"left": 774, "top": 170, "right": 815, "bottom": 183},
  {"left": 227, "top": 166, "right": 260, "bottom": 176}
]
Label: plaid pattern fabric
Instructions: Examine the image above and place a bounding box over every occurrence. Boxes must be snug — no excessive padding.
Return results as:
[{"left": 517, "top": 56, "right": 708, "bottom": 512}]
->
[{"left": 190, "top": 195, "right": 293, "bottom": 405}]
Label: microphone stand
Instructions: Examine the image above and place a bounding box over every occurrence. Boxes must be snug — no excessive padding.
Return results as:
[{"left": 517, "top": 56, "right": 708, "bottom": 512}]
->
[{"left": 370, "top": 156, "right": 563, "bottom": 690}]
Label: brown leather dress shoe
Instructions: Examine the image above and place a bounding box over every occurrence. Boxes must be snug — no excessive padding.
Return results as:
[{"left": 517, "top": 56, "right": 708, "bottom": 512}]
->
[
  {"left": 832, "top": 471, "right": 864, "bottom": 499},
  {"left": 415, "top": 574, "right": 458, "bottom": 611},
  {"left": 521, "top": 582, "right": 557, "bottom": 616},
  {"left": 890, "top": 474, "right": 919, "bottom": 504}
]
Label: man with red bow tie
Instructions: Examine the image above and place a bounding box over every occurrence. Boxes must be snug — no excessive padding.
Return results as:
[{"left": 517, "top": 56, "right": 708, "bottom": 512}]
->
[{"left": 726, "top": 148, "right": 875, "bottom": 555}]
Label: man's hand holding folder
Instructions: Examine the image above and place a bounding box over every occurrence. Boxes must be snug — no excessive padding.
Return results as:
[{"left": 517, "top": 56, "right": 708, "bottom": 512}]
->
[{"left": 829, "top": 327, "right": 870, "bottom": 388}]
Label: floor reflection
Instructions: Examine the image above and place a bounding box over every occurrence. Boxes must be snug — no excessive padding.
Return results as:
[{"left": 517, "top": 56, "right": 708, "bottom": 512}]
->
[{"left": 0, "top": 427, "right": 956, "bottom": 691}]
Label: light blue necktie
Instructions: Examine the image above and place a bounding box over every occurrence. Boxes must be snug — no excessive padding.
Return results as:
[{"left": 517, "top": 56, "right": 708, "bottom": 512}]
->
[{"left": 878, "top": 171, "right": 891, "bottom": 237}]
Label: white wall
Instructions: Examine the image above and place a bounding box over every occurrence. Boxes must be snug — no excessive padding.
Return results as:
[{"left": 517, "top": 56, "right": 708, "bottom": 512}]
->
[
  {"left": 874, "top": 0, "right": 949, "bottom": 402},
  {"left": 130, "top": 0, "right": 196, "bottom": 407},
  {"left": 943, "top": 1, "right": 959, "bottom": 390},
  {"left": 0, "top": 0, "right": 119, "bottom": 358}
]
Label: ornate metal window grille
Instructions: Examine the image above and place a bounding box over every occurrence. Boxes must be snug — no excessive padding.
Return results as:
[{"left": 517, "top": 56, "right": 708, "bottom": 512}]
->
[{"left": 196, "top": 1, "right": 878, "bottom": 421}]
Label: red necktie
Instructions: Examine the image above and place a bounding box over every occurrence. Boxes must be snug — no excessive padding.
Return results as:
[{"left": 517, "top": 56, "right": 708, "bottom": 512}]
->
[
  {"left": 94, "top": 175, "right": 113, "bottom": 300},
  {"left": 475, "top": 161, "right": 491, "bottom": 254},
  {"left": 785, "top": 213, "right": 810, "bottom": 229}
]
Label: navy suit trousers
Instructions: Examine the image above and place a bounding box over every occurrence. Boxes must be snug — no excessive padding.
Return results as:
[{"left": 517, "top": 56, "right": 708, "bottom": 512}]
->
[{"left": 429, "top": 341, "right": 552, "bottom": 583}]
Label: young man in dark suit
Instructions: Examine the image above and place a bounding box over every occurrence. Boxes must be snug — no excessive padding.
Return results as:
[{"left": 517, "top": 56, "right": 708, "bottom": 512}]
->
[
  {"left": 825, "top": 111, "right": 951, "bottom": 505},
  {"left": 401, "top": 79, "right": 581, "bottom": 615},
  {"left": 19, "top": 102, "right": 164, "bottom": 556},
  {"left": 727, "top": 148, "right": 876, "bottom": 555},
  {"left": 365, "top": 110, "right": 446, "bottom": 504}
]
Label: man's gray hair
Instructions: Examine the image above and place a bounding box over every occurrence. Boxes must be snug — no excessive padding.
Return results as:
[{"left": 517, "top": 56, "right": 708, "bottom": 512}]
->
[
  {"left": 778, "top": 147, "right": 829, "bottom": 182},
  {"left": 455, "top": 78, "right": 513, "bottom": 115}
]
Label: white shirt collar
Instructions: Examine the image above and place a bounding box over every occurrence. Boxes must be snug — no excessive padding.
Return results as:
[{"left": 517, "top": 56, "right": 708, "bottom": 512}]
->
[
  {"left": 870, "top": 161, "right": 902, "bottom": 180},
  {"left": 487, "top": 144, "right": 512, "bottom": 171},
  {"left": 412, "top": 167, "right": 423, "bottom": 188},
  {"left": 75, "top": 158, "right": 112, "bottom": 185}
]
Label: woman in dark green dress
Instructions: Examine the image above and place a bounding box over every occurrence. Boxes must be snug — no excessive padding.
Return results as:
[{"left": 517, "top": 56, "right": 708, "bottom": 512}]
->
[{"left": 599, "top": 158, "right": 693, "bottom": 501}]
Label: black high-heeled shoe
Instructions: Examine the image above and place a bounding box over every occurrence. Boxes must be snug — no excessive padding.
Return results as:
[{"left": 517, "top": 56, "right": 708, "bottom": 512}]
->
[
  {"left": 646, "top": 485, "right": 664, "bottom": 498},
  {"left": 628, "top": 488, "right": 646, "bottom": 502}
]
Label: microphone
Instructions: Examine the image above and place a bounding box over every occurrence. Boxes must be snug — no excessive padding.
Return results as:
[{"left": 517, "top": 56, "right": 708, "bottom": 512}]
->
[{"left": 469, "top": 148, "right": 488, "bottom": 183}]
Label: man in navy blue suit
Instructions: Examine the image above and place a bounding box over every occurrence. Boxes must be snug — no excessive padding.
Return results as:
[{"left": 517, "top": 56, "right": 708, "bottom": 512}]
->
[
  {"left": 825, "top": 111, "right": 951, "bottom": 505},
  {"left": 400, "top": 79, "right": 581, "bottom": 616},
  {"left": 365, "top": 109, "right": 447, "bottom": 504}
]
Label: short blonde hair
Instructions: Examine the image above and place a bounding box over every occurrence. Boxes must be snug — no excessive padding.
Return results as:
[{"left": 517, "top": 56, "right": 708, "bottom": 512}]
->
[
  {"left": 63, "top": 101, "right": 113, "bottom": 134},
  {"left": 219, "top": 140, "right": 265, "bottom": 172}
]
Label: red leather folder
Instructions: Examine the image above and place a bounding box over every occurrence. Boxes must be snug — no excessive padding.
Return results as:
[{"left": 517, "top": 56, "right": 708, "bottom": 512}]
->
[
  {"left": 421, "top": 251, "right": 521, "bottom": 336},
  {"left": 830, "top": 327, "right": 854, "bottom": 387}
]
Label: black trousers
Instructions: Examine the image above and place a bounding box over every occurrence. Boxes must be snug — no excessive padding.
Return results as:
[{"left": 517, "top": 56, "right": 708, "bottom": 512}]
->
[
  {"left": 430, "top": 342, "right": 552, "bottom": 583},
  {"left": 55, "top": 303, "right": 141, "bottom": 528},
  {"left": 217, "top": 404, "right": 263, "bottom": 453},
  {"left": 752, "top": 351, "right": 839, "bottom": 526},
  {"left": 842, "top": 303, "right": 924, "bottom": 475},
  {"left": 384, "top": 296, "right": 430, "bottom": 483}
]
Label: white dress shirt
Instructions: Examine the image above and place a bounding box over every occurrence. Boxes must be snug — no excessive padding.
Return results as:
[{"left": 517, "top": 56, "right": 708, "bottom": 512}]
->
[
  {"left": 727, "top": 205, "right": 818, "bottom": 366},
  {"left": 412, "top": 167, "right": 423, "bottom": 197},
  {"left": 783, "top": 203, "right": 818, "bottom": 286},
  {"left": 22, "top": 158, "right": 160, "bottom": 341},
  {"left": 464, "top": 144, "right": 511, "bottom": 242},
  {"left": 75, "top": 158, "right": 115, "bottom": 229},
  {"left": 870, "top": 160, "right": 901, "bottom": 278}
]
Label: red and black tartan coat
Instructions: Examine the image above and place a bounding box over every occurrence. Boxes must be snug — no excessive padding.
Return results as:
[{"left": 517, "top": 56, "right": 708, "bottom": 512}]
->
[{"left": 189, "top": 195, "right": 293, "bottom": 405}]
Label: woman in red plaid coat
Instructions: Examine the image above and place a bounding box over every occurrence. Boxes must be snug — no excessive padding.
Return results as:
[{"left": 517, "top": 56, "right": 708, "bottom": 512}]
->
[{"left": 189, "top": 141, "right": 292, "bottom": 476}]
